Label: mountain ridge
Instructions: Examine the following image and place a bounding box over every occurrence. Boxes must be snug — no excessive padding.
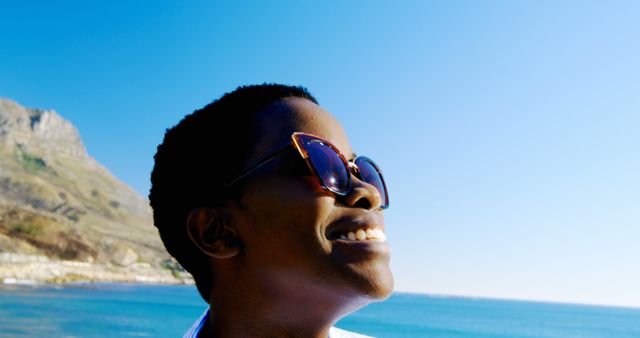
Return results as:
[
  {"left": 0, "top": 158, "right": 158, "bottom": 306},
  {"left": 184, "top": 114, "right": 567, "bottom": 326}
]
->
[{"left": 0, "top": 98, "right": 186, "bottom": 283}]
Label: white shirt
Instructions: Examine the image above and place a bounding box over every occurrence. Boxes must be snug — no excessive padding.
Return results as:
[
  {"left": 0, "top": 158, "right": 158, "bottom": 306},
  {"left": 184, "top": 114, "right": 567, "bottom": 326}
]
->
[{"left": 183, "top": 308, "right": 373, "bottom": 338}]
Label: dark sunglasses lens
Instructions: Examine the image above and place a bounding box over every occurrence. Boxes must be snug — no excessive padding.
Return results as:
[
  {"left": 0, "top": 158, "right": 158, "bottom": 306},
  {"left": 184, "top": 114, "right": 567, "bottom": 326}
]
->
[
  {"left": 305, "top": 141, "right": 350, "bottom": 193},
  {"left": 355, "top": 158, "right": 389, "bottom": 208}
]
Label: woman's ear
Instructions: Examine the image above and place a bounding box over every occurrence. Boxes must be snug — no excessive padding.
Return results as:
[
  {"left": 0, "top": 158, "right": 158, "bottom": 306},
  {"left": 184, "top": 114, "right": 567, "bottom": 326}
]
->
[{"left": 186, "top": 208, "right": 241, "bottom": 259}]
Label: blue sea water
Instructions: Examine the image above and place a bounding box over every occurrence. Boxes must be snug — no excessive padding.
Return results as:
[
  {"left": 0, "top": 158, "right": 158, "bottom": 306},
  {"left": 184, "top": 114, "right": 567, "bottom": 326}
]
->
[{"left": 1, "top": 284, "right": 639, "bottom": 337}]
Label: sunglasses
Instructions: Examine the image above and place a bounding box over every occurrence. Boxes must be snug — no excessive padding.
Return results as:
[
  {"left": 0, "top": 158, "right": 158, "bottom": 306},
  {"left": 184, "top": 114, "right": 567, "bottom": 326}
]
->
[{"left": 224, "top": 132, "right": 389, "bottom": 209}]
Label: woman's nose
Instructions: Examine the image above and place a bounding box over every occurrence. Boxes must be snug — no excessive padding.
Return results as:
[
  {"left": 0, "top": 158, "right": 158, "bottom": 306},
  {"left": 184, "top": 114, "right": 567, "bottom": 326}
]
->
[{"left": 341, "top": 175, "right": 384, "bottom": 210}]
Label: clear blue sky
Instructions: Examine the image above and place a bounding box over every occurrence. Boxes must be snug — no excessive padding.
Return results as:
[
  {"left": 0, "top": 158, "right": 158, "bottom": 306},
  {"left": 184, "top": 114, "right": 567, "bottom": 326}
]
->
[{"left": 2, "top": 1, "right": 639, "bottom": 307}]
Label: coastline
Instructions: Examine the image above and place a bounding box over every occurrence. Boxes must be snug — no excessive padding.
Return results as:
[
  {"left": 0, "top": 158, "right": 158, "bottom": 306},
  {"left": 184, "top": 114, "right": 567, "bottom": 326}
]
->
[{"left": 0, "top": 252, "right": 194, "bottom": 286}]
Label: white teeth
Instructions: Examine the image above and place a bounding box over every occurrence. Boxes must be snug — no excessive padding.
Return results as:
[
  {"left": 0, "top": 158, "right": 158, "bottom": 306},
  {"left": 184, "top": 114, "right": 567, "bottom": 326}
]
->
[
  {"left": 347, "top": 232, "right": 356, "bottom": 241},
  {"left": 339, "top": 228, "right": 386, "bottom": 242},
  {"left": 366, "top": 229, "right": 374, "bottom": 238}
]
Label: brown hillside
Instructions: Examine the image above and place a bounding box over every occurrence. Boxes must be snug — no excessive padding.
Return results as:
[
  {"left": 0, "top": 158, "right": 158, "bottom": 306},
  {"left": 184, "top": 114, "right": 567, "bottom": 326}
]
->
[{"left": 0, "top": 98, "right": 170, "bottom": 268}]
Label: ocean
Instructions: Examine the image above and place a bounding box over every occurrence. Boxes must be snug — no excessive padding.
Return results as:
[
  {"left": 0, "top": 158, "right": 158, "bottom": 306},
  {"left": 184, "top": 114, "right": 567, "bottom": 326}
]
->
[{"left": 1, "top": 284, "right": 639, "bottom": 337}]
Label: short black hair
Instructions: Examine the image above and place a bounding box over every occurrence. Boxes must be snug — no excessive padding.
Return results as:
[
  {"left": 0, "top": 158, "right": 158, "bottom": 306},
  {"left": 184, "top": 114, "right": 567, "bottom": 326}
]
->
[{"left": 149, "top": 84, "right": 318, "bottom": 301}]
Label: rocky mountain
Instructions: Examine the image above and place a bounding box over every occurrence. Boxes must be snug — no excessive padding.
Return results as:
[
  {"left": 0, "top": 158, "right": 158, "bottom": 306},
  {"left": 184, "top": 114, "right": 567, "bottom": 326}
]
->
[{"left": 0, "top": 98, "right": 172, "bottom": 270}]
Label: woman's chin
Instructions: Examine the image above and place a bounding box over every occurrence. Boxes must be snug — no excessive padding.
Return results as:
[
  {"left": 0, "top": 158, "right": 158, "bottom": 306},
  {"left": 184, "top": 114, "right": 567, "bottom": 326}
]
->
[
  {"left": 368, "top": 269, "right": 395, "bottom": 300},
  {"left": 350, "top": 265, "right": 395, "bottom": 302}
]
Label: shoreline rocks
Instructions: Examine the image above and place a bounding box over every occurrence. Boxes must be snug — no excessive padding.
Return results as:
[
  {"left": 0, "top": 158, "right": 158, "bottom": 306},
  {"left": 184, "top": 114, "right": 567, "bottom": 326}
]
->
[{"left": 0, "top": 253, "right": 193, "bottom": 285}]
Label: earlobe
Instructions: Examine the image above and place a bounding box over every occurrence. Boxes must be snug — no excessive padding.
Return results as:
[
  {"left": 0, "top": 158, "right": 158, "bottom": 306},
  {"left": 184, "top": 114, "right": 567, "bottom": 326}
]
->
[{"left": 186, "top": 208, "right": 241, "bottom": 259}]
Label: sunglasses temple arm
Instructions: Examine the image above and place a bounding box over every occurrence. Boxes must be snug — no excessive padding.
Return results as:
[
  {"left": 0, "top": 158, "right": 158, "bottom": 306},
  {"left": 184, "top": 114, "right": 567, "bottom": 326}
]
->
[{"left": 223, "top": 145, "right": 294, "bottom": 189}]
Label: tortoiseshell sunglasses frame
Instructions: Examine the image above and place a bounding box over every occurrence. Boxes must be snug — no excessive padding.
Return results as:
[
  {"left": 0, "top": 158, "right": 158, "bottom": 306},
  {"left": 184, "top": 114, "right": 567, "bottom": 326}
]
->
[{"left": 223, "top": 132, "right": 389, "bottom": 209}]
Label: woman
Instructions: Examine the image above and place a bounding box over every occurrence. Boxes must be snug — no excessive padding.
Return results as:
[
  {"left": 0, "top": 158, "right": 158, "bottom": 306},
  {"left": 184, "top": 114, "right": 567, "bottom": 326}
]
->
[{"left": 150, "top": 84, "right": 393, "bottom": 337}]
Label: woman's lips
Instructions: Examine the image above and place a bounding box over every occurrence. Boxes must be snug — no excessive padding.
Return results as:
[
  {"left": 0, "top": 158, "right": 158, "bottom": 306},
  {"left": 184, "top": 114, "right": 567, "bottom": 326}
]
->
[
  {"left": 336, "top": 227, "right": 386, "bottom": 242},
  {"left": 325, "top": 215, "right": 386, "bottom": 242},
  {"left": 331, "top": 238, "right": 390, "bottom": 262},
  {"left": 329, "top": 227, "right": 390, "bottom": 261}
]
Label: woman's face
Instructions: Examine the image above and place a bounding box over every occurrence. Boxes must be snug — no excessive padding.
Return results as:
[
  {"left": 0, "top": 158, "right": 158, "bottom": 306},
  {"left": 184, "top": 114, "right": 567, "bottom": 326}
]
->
[{"left": 229, "top": 97, "right": 393, "bottom": 311}]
